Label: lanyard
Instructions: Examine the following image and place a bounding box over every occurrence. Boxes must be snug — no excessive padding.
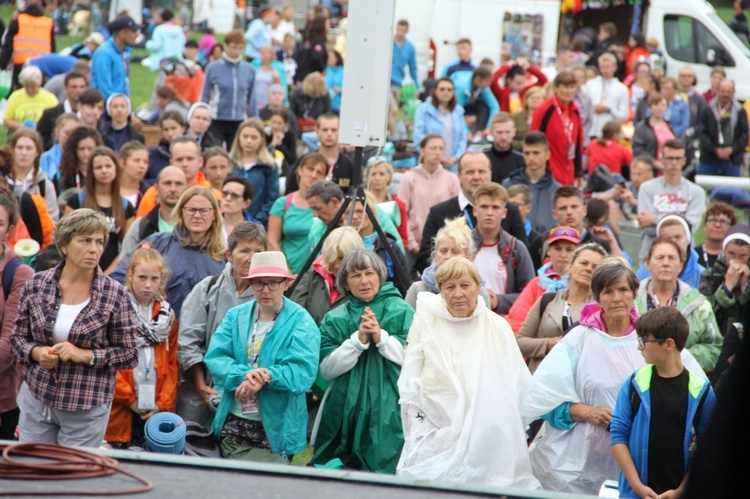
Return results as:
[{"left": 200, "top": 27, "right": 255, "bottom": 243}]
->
[
  {"left": 248, "top": 303, "right": 281, "bottom": 366},
  {"left": 463, "top": 206, "right": 475, "bottom": 230},
  {"left": 562, "top": 300, "right": 572, "bottom": 333},
  {"left": 647, "top": 281, "right": 680, "bottom": 310},
  {"left": 555, "top": 100, "right": 574, "bottom": 146},
  {"left": 717, "top": 100, "right": 732, "bottom": 116},
  {"left": 143, "top": 347, "right": 154, "bottom": 380},
  {"left": 75, "top": 171, "right": 82, "bottom": 190}
]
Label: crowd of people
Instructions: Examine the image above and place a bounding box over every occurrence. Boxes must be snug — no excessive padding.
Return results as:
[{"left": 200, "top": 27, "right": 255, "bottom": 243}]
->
[{"left": 0, "top": 1, "right": 749, "bottom": 498}]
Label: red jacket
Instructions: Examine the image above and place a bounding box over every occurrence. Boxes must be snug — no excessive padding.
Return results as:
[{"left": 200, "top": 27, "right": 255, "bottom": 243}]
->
[
  {"left": 504, "top": 277, "right": 545, "bottom": 334},
  {"left": 490, "top": 64, "right": 548, "bottom": 112},
  {"left": 584, "top": 140, "right": 633, "bottom": 176},
  {"left": 531, "top": 95, "right": 583, "bottom": 186},
  {"left": 105, "top": 301, "right": 178, "bottom": 444}
]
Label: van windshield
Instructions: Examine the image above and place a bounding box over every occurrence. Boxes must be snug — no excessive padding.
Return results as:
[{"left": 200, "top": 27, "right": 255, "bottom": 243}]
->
[{"left": 709, "top": 12, "right": 750, "bottom": 58}]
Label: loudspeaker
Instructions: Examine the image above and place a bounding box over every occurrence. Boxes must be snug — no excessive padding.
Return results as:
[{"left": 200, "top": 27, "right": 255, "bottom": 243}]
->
[{"left": 339, "top": 0, "right": 396, "bottom": 147}]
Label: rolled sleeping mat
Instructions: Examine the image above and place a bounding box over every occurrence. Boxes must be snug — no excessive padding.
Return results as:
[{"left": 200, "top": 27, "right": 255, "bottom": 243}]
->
[{"left": 144, "top": 412, "right": 187, "bottom": 455}]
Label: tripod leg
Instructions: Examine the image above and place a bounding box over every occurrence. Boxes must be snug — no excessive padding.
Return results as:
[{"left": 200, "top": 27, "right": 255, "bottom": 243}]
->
[{"left": 287, "top": 195, "right": 353, "bottom": 296}]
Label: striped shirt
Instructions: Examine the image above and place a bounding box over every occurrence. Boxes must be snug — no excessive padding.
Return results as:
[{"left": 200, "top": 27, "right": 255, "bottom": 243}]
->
[{"left": 11, "top": 263, "right": 138, "bottom": 411}]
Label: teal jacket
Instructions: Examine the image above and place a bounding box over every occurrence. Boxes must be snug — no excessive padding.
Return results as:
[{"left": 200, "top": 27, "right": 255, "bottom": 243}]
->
[
  {"left": 610, "top": 365, "right": 716, "bottom": 498},
  {"left": 635, "top": 279, "right": 722, "bottom": 374},
  {"left": 205, "top": 297, "right": 320, "bottom": 456}
]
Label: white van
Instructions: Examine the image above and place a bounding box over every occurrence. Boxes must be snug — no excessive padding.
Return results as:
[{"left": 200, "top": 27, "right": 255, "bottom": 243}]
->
[{"left": 396, "top": 0, "right": 750, "bottom": 100}]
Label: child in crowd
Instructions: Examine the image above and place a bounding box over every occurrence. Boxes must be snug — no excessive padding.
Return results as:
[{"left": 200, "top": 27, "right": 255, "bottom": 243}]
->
[
  {"left": 610, "top": 307, "right": 716, "bottom": 499},
  {"left": 148, "top": 111, "right": 187, "bottom": 181},
  {"left": 105, "top": 245, "right": 178, "bottom": 449}
]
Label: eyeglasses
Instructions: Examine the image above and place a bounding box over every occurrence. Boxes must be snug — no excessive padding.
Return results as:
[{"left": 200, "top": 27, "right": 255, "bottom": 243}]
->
[
  {"left": 705, "top": 217, "right": 731, "bottom": 226},
  {"left": 221, "top": 191, "right": 244, "bottom": 201},
  {"left": 250, "top": 280, "right": 284, "bottom": 291},
  {"left": 183, "top": 207, "right": 214, "bottom": 216},
  {"left": 637, "top": 337, "right": 665, "bottom": 348},
  {"left": 661, "top": 156, "right": 685, "bottom": 163}
]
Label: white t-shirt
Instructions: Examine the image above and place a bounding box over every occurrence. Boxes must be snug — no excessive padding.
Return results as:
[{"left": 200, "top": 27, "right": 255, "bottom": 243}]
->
[
  {"left": 52, "top": 299, "right": 91, "bottom": 344},
  {"left": 474, "top": 244, "right": 507, "bottom": 295}
]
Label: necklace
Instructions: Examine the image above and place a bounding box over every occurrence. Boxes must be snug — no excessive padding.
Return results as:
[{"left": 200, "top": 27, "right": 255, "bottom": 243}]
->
[{"left": 65, "top": 286, "right": 87, "bottom": 305}]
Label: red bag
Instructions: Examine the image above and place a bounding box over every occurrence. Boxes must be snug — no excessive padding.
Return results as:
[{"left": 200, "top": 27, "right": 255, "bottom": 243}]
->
[{"left": 297, "top": 116, "right": 317, "bottom": 132}]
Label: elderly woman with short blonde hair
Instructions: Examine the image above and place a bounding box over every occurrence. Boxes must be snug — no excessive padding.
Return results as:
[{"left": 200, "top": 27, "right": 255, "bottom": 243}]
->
[
  {"left": 398, "top": 257, "right": 539, "bottom": 489},
  {"left": 3, "top": 65, "right": 59, "bottom": 131},
  {"left": 12, "top": 209, "right": 138, "bottom": 446}
]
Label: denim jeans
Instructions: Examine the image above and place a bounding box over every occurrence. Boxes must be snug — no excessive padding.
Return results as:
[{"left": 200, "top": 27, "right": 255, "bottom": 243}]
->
[{"left": 696, "top": 161, "right": 741, "bottom": 176}]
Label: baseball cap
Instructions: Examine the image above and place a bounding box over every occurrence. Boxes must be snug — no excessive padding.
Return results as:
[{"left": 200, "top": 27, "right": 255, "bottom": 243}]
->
[
  {"left": 108, "top": 15, "right": 143, "bottom": 33},
  {"left": 548, "top": 226, "right": 581, "bottom": 245}
]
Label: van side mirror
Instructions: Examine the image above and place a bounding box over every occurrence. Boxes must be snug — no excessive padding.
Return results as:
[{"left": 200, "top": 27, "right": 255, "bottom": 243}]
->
[{"left": 706, "top": 45, "right": 735, "bottom": 67}]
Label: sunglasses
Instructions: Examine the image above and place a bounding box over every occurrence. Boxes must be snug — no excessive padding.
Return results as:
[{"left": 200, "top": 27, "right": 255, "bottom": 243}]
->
[{"left": 551, "top": 227, "right": 579, "bottom": 238}]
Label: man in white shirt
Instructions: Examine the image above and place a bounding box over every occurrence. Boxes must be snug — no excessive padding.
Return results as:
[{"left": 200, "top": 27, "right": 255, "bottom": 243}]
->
[{"left": 585, "top": 52, "right": 629, "bottom": 139}]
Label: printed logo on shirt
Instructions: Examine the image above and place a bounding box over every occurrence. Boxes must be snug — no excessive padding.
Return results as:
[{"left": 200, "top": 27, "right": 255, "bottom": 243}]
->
[{"left": 653, "top": 193, "right": 687, "bottom": 215}]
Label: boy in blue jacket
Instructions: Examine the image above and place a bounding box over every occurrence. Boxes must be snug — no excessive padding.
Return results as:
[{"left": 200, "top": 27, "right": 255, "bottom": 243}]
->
[{"left": 610, "top": 307, "right": 716, "bottom": 499}]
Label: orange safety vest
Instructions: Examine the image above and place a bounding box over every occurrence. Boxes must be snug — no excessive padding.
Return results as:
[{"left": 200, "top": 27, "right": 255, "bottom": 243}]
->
[{"left": 13, "top": 13, "right": 53, "bottom": 65}]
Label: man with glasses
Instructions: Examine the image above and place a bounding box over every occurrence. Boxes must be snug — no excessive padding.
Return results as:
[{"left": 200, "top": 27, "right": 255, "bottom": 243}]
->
[
  {"left": 121, "top": 166, "right": 188, "bottom": 254},
  {"left": 699, "top": 223, "right": 750, "bottom": 334},
  {"left": 137, "top": 136, "right": 221, "bottom": 218},
  {"left": 637, "top": 139, "right": 707, "bottom": 264}
]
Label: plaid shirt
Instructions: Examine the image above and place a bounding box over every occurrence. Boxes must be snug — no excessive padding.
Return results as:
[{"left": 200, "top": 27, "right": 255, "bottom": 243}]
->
[{"left": 11, "top": 264, "right": 138, "bottom": 411}]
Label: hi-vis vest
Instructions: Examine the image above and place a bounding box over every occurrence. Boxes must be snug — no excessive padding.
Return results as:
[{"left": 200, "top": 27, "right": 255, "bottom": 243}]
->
[{"left": 12, "top": 14, "right": 53, "bottom": 65}]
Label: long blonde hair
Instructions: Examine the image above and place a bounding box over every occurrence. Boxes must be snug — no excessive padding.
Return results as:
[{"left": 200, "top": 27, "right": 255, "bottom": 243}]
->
[
  {"left": 172, "top": 186, "right": 226, "bottom": 261},
  {"left": 229, "top": 118, "right": 274, "bottom": 166}
]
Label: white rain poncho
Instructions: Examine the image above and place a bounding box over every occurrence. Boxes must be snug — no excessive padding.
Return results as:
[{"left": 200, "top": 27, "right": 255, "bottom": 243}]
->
[
  {"left": 520, "top": 314, "right": 706, "bottom": 495},
  {"left": 397, "top": 292, "right": 541, "bottom": 490}
]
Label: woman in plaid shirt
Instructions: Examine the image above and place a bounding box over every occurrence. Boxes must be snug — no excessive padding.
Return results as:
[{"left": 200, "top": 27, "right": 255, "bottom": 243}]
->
[{"left": 11, "top": 209, "right": 138, "bottom": 446}]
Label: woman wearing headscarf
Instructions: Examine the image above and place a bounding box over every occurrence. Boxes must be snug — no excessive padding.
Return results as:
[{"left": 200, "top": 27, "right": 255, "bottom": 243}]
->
[{"left": 101, "top": 93, "right": 145, "bottom": 152}]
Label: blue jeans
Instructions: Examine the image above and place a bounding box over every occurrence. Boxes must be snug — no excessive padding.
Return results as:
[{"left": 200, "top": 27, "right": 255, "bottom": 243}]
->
[
  {"left": 697, "top": 161, "right": 741, "bottom": 176},
  {"left": 302, "top": 132, "right": 319, "bottom": 152}
]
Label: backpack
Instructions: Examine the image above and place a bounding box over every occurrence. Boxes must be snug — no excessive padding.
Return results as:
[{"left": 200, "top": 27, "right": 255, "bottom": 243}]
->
[{"left": 2, "top": 256, "right": 23, "bottom": 301}]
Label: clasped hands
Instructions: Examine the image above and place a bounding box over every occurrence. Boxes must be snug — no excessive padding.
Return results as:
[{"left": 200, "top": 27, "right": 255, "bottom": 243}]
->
[
  {"left": 235, "top": 368, "right": 271, "bottom": 403},
  {"left": 357, "top": 307, "right": 381, "bottom": 345},
  {"left": 33, "top": 342, "right": 92, "bottom": 370}
]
